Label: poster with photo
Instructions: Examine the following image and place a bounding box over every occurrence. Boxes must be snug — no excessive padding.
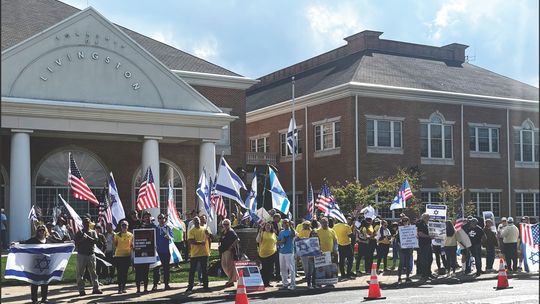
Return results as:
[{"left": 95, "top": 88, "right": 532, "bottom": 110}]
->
[
  {"left": 133, "top": 228, "right": 156, "bottom": 264},
  {"left": 235, "top": 260, "right": 265, "bottom": 292},
  {"left": 314, "top": 252, "right": 338, "bottom": 285}
]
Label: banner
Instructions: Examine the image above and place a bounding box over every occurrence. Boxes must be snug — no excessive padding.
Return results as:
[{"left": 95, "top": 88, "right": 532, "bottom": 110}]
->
[
  {"left": 5, "top": 243, "right": 75, "bottom": 285},
  {"left": 235, "top": 260, "right": 265, "bottom": 292},
  {"left": 133, "top": 228, "right": 156, "bottom": 264},
  {"left": 428, "top": 221, "right": 447, "bottom": 240},
  {"left": 482, "top": 211, "right": 496, "bottom": 233},
  {"left": 398, "top": 225, "right": 419, "bottom": 249},
  {"left": 314, "top": 252, "right": 338, "bottom": 285},
  {"left": 426, "top": 204, "right": 447, "bottom": 221},
  {"left": 295, "top": 237, "right": 321, "bottom": 257}
]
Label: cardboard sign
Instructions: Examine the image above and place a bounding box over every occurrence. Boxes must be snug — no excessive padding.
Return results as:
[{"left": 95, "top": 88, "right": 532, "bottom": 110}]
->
[
  {"left": 295, "top": 237, "right": 321, "bottom": 257},
  {"left": 428, "top": 221, "right": 447, "bottom": 240},
  {"left": 235, "top": 260, "right": 265, "bottom": 292},
  {"left": 133, "top": 228, "right": 156, "bottom": 264},
  {"left": 314, "top": 252, "right": 332, "bottom": 267},
  {"left": 426, "top": 204, "right": 447, "bottom": 221},
  {"left": 398, "top": 225, "right": 418, "bottom": 249},
  {"left": 482, "top": 211, "right": 497, "bottom": 233}
]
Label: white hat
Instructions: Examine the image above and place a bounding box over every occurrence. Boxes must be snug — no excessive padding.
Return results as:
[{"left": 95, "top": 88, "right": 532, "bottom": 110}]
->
[{"left": 507, "top": 217, "right": 514, "bottom": 223}]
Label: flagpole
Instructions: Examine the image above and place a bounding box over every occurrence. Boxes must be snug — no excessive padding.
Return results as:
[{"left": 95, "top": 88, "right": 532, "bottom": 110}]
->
[{"left": 291, "top": 76, "right": 296, "bottom": 224}]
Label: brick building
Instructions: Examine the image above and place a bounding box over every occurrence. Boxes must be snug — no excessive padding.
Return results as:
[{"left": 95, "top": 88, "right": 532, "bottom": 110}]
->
[
  {"left": 0, "top": 0, "right": 256, "bottom": 241},
  {"left": 246, "top": 30, "right": 539, "bottom": 221}
]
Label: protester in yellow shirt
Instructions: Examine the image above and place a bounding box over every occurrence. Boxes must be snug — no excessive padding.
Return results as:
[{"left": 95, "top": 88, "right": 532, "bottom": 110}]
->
[
  {"left": 376, "top": 220, "right": 392, "bottom": 273},
  {"left": 113, "top": 220, "right": 132, "bottom": 294},
  {"left": 315, "top": 217, "right": 337, "bottom": 287},
  {"left": 334, "top": 221, "right": 354, "bottom": 278},
  {"left": 186, "top": 216, "right": 211, "bottom": 292},
  {"left": 257, "top": 222, "right": 277, "bottom": 287}
]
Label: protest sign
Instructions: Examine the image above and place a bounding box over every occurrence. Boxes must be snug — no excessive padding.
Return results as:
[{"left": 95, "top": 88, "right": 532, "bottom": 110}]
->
[
  {"left": 133, "top": 228, "right": 156, "bottom": 264},
  {"left": 426, "top": 204, "right": 447, "bottom": 221},
  {"left": 482, "top": 211, "right": 497, "bottom": 233},
  {"left": 428, "top": 221, "right": 447, "bottom": 240},
  {"left": 295, "top": 237, "right": 321, "bottom": 257},
  {"left": 314, "top": 252, "right": 338, "bottom": 285},
  {"left": 235, "top": 260, "right": 265, "bottom": 292},
  {"left": 398, "top": 225, "right": 418, "bottom": 249}
]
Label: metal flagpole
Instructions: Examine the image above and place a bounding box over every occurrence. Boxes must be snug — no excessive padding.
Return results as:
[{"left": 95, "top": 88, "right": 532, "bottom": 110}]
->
[{"left": 292, "top": 76, "right": 296, "bottom": 223}]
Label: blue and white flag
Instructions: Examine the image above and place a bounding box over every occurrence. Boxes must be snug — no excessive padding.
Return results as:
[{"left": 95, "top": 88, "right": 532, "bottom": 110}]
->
[
  {"left": 28, "top": 205, "right": 39, "bottom": 223},
  {"left": 150, "top": 240, "right": 183, "bottom": 269},
  {"left": 287, "top": 117, "right": 298, "bottom": 154},
  {"left": 108, "top": 172, "right": 125, "bottom": 229},
  {"left": 243, "top": 169, "right": 258, "bottom": 221},
  {"left": 390, "top": 180, "right": 413, "bottom": 210},
  {"left": 215, "top": 157, "right": 247, "bottom": 208},
  {"left": 269, "top": 167, "right": 290, "bottom": 215},
  {"left": 5, "top": 243, "right": 75, "bottom": 285},
  {"left": 196, "top": 169, "right": 213, "bottom": 221}
]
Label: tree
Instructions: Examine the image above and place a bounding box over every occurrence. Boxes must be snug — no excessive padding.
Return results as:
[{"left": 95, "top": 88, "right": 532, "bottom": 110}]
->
[{"left": 438, "top": 180, "right": 476, "bottom": 220}]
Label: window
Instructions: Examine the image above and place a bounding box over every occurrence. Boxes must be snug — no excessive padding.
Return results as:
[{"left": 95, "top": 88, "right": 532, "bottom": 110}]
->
[
  {"left": 315, "top": 121, "right": 340, "bottom": 151},
  {"left": 421, "top": 190, "right": 442, "bottom": 211},
  {"left": 367, "top": 119, "right": 402, "bottom": 148},
  {"left": 514, "top": 120, "right": 539, "bottom": 163},
  {"left": 216, "top": 108, "right": 232, "bottom": 155},
  {"left": 249, "top": 137, "right": 269, "bottom": 153},
  {"left": 134, "top": 161, "right": 185, "bottom": 215},
  {"left": 469, "top": 126, "right": 499, "bottom": 153},
  {"left": 421, "top": 113, "right": 453, "bottom": 159},
  {"left": 375, "top": 192, "right": 397, "bottom": 219},
  {"left": 515, "top": 191, "right": 539, "bottom": 217},
  {"left": 470, "top": 191, "right": 500, "bottom": 217},
  {"left": 280, "top": 130, "right": 302, "bottom": 157},
  {"left": 35, "top": 150, "right": 107, "bottom": 222}
]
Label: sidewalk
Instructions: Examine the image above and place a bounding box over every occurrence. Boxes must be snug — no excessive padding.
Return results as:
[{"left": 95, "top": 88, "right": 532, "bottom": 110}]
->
[{"left": 2, "top": 257, "right": 537, "bottom": 304}]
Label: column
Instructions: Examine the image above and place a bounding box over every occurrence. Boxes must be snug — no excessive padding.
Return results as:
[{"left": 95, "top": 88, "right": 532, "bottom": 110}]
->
[
  {"left": 9, "top": 130, "right": 32, "bottom": 242},
  {"left": 142, "top": 136, "right": 161, "bottom": 219},
  {"left": 199, "top": 140, "right": 216, "bottom": 234}
]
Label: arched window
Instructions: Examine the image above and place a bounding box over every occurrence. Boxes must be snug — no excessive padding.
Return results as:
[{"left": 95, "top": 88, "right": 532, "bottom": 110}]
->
[
  {"left": 421, "top": 111, "right": 453, "bottom": 159},
  {"left": 35, "top": 150, "right": 108, "bottom": 222},
  {"left": 514, "top": 119, "right": 539, "bottom": 163},
  {"left": 133, "top": 161, "right": 185, "bottom": 216}
]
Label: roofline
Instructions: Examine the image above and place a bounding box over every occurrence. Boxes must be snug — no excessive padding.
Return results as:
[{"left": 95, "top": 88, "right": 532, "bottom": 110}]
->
[
  {"left": 246, "top": 82, "right": 539, "bottom": 123},
  {"left": 172, "top": 70, "right": 259, "bottom": 90}
]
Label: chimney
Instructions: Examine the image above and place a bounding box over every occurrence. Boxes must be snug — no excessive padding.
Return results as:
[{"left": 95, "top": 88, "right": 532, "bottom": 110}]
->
[
  {"left": 344, "top": 30, "right": 383, "bottom": 55},
  {"left": 441, "top": 43, "right": 468, "bottom": 63}
]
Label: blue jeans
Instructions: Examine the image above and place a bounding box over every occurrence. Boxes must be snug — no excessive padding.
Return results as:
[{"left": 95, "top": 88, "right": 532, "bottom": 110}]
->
[{"left": 485, "top": 247, "right": 495, "bottom": 270}]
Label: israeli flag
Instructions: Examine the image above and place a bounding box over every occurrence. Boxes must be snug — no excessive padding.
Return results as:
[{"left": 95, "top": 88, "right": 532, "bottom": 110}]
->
[
  {"left": 196, "top": 169, "right": 214, "bottom": 221},
  {"left": 149, "top": 240, "right": 183, "bottom": 269},
  {"left": 286, "top": 117, "right": 298, "bottom": 154},
  {"left": 269, "top": 167, "right": 290, "bottom": 215},
  {"left": 5, "top": 243, "right": 75, "bottom": 285},
  {"left": 243, "top": 169, "right": 258, "bottom": 221},
  {"left": 215, "top": 157, "right": 247, "bottom": 208},
  {"left": 109, "top": 172, "right": 125, "bottom": 229}
]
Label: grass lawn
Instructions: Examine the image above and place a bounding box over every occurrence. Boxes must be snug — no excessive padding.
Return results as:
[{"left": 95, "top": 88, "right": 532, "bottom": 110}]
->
[{"left": 1, "top": 250, "right": 225, "bottom": 286}]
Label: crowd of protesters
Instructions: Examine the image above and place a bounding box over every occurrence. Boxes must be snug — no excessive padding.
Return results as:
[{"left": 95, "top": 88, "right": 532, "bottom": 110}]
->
[{"left": 10, "top": 205, "right": 536, "bottom": 303}]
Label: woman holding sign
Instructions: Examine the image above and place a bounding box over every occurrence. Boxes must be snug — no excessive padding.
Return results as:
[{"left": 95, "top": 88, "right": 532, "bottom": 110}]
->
[{"left": 396, "top": 217, "right": 413, "bottom": 283}]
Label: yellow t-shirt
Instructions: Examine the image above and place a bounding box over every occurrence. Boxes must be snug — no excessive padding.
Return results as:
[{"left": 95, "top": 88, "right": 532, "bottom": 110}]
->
[
  {"left": 333, "top": 223, "right": 352, "bottom": 246},
  {"left": 258, "top": 231, "right": 277, "bottom": 258},
  {"left": 188, "top": 227, "right": 210, "bottom": 257},
  {"left": 295, "top": 223, "right": 303, "bottom": 234},
  {"left": 114, "top": 232, "right": 133, "bottom": 257},
  {"left": 316, "top": 228, "right": 336, "bottom": 252},
  {"left": 298, "top": 228, "right": 312, "bottom": 238}
]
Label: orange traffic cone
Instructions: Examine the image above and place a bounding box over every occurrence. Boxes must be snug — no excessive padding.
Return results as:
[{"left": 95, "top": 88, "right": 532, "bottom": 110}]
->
[
  {"left": 364, "top": 262, "right": 386, "bottom": 300},
  {"left": 493, "top": 258, "right": 513, "bottom": 290},
  {"left": 235, "top": 270, "right": 249, "bottom": 304}
]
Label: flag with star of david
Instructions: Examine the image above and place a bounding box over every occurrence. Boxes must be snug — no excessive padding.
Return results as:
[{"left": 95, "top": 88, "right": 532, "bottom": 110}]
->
[
  {"left": 5, "top": 243, "right": 75, "bottom": 284},
  {"left": 520, "top": 223, "right": 539, "bottom": 273}
]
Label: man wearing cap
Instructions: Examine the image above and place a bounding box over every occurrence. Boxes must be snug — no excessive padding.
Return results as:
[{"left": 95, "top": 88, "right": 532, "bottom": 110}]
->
[
  {"left": 464, "top": 218, "right": 484, "bottom": 276},
  {"left": 501, "top": 217, "right": 519, "bottom": 272},
  {"left": 497, "top": 217, "right": 508, "bottom": 249},
  {"left": 74, "top": 217, "right": 102, "bottom": 296},
  {"left": 277, "top": 219, "right": 297, "bottom": 290}
]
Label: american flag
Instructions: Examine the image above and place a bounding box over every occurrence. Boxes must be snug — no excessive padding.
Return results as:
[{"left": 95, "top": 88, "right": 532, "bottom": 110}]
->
[
  {"left": 68, "top": 153, "right": 99, "bottom": 206},
  {"left": 316, "top": 183, "right": 346, "bottom": 223},
  {"left": 520, "top": 223, "right": 540, "bottom": 249},
  {"left": 454, "top": 203, "right": 465, "bottom": 231},
  {"left": 211, "top": 191, "right": 227, "bottom": 218},
  {"left": 97, "top": 190, "right": 112, "bottom": 228},
  {"left": 136, "top": 167, "right": 158, "bottom": 211},
  {"left": 305, "top": 183, "right": 314, "bottom": 220}
]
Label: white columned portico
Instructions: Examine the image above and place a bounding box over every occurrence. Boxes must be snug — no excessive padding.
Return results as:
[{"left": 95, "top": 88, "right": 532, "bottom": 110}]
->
[
  {"left": 9, "top": 129, "right": 32, "bottom": 242},
  {"left": 199, "top": 140, "right": 217, "bottom": 233},
  {"left": 142, "top": 136, "right": 161, "bottom": 219}
]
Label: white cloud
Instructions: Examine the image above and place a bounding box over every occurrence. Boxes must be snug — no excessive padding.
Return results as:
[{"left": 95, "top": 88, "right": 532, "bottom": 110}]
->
[
  {"left": 192, "top": 36, "right": 219, "bottom": 62},
  {"left": 149, "top": 30, "right": 175, "bottom": 45},
  {"left": 305, "top": 3, "right": 365, "bottom": 49}
]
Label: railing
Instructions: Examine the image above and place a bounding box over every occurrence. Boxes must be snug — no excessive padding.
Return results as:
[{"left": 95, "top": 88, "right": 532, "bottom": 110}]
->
[{"left": 246, "top": 152, "right": 277, "bottom": 165}]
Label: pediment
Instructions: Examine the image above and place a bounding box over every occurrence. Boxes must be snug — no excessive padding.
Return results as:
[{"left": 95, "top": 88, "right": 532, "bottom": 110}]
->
[{"left": 1, "top": 7, "right": 220, "bottom": 113}]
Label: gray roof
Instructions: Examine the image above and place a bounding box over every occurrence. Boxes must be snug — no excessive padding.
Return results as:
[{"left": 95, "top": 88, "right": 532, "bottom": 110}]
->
[
  {"left": 1, "top": 0, "right": 240, "bottom": 76},
  {"left": 247, "top": 50, "right": 539, "bottom": 112}
]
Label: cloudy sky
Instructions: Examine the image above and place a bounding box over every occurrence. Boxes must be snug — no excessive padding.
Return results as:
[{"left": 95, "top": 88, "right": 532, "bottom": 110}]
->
[{"left": 62, "top": 0, "right": 539, "bottom": 87}]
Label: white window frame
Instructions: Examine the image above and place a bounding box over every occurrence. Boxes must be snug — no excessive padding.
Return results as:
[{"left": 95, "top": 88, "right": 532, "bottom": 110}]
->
[
  {"left": 469, "top": 189, "right": 502, "bottom": 217},
  {"left": 420, "top": 112, "right": 455, "bottom": 165},
  {"left": 279, "top": 126, "right": 303, "bottom": 158},
  {"left": 515, "top": 190, "right": 539, "bottom": 218},
  {"left": 514, "top": 119, "right": 539, "bottom": 168},
  {"left": 249, "top": 134, "right": 270, "bottom": 153},
  {"left": 216, "top": 107, "right": 232, "bottom": 155},
  {"left": 374, "top": 193, "right": 398, "bottom": 219},
  {"left": 366, "top": 115, "right": 404, "bottom": 154},
  {"left": 468, "top": 123, "right": 500, "bottom": 158},
  {"left": 313, "top": 117, "right": 341, "bottom": 157}
]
